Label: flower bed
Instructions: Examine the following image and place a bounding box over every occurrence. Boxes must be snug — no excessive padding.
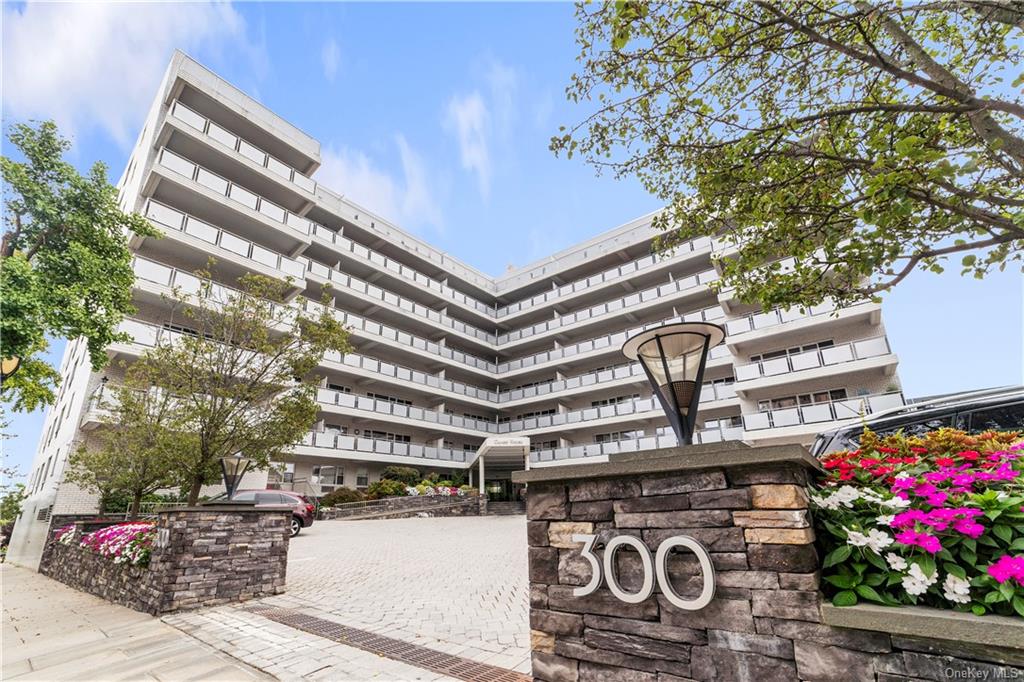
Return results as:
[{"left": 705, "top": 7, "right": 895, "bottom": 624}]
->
[
  {"left": 404, "top": 484, "right": 474, "bottom": 497},
  {"left": 810, "top": 428, "right": 1024, "bottom": 616},
  {"left": 63, "top": 522, "right": 157, "bottom": 567}
]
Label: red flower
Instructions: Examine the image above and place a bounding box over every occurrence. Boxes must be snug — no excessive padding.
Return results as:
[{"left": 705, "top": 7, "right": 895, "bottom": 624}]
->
[
  {"left": 839, "top": 470, "right": 855, "bottom": 480},
  {"left": 871, "top": 466, "right": 894, "bottom": 477},
  {"left": 859, "top": 457, "right": 881, "bottom": 467},
  {"left": 935, "top": 457, "right": 955, "bottom": 467},
  {"left": 910, "top": 446, "right": 928, "bottom": 454},
  {"left": 876, "top": 446, "right": 899, "bottom": 455},
  {"left": 885, "top": 457, "right": 904, "bottom": 464},
  {"left": 959, "top": 450, "right": 980, "bottom": 461}
]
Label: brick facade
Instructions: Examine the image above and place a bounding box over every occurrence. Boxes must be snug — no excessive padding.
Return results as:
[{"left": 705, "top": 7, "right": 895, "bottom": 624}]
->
[
  {"left": 515, "top": 444, "right": 1024, "bottom": 681},
  {"left": 40, "top": 505, "right": 290, "bottom": 616}
]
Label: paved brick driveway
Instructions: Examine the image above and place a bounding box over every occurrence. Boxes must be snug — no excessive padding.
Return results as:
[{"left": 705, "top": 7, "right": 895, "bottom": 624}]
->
[{"left": 166, "top": 516, "right": 532, "bottom": 680}]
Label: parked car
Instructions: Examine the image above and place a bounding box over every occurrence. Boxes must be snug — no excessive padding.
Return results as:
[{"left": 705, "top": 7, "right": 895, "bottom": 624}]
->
[
  {"left": 811, "top": 386, "right": 1024, "bottom": 458},
  {"left": 230, "top": 489, "right": 316, "bottom": 537}
]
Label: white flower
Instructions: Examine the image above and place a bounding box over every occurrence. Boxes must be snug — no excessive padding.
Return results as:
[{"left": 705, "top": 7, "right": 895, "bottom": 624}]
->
[
  {"left": 902, "top": 563, "right": 937, "bottom": 596},
  {"left": 865, "top": 529, "right": 893, "bottom": 552},
  {"left": 880, "top": 496, "right": 911, "bottom": 509},
  {"left": 846, "top": 529, "right": 870, "bottom": 547},
  {"left": 942, "top": 573, "right": 971, "bottom": 604},
  {"left": 815, "top": 485, "right": 861, "bottom": 510},
  {"left": 876, "top": 514, "right": 895, "bottom": 526},
  {"left": 885, "top": 553, "right": 908, "bottom": 571}
]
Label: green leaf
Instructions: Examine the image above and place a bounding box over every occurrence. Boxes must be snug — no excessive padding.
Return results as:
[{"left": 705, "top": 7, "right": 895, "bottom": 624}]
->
[
  {"left": 999, "top": 581, "right": 1016, "bottom": 602},
  {"left": 972, "top": 605, "right": 987, "bottom": 617},
  {"left": 854, "top": 584, "right": 886, "bottom": 604},
  {"left": 1009, "top": 538, "right": 1024, "bottom": 551},
  {"left": 864, "top": 552, "right": 887, "bottom": 571},
  {"left": 823, "top": 545, "right": 852, "bottom": 568},
  {"left": 1014, "top": 596, "right": 1024, "bottom": 618},
  {"left": 832, "top": 590, "right": 858, "bottom": 607},
  {"left": 825, "top": 574, "right": 856, "bottom": 589},
  {"left": 944, "top": 563, "right": 967, "bottom": 580},
  {"left": 916, "top": 556, "right": 937, "bottom": 579},
  {"left": 993, "top": 524, "right": 1013, "bottom": 545}
]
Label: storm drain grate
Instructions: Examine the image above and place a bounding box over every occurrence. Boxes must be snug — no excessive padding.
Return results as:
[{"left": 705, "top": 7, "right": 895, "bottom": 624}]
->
[{"left": 247, "top": 605, "right": 531, "bottom": 682}]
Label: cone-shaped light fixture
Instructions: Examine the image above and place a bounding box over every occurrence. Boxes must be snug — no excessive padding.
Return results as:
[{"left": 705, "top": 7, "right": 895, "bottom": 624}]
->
[
  {"left": 622, "top": 322, "right": 726, "bottom": 445},
  {"left": 220, "top": 452, "right": 252, "bottom": 500}
]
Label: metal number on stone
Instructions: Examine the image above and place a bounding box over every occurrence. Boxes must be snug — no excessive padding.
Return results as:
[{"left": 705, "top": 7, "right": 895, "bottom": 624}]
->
[{"left": 571, "top": 533, "right": 716, "bottom": 610}]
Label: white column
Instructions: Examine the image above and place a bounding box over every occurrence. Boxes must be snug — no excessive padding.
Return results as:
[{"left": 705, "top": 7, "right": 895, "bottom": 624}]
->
[{"left": 478, "top": 454, "right": 485, "bottom": 495}]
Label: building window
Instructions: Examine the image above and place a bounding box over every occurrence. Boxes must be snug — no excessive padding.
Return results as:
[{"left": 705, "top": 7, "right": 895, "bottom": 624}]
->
[
  {"left": 530, "top": 440, "right": 558, "bottom": 452},
  {"left": 591, "top": 394, "right": 639, "bottom": 408},
  {"left": 312, "top": 465, "right": 344, "bottom": 486},
  {"left": 356, "top": 469, "right": 369, "bottom": 488},
  {"left": 365, "top": 430, "right": 411, "bottom": 443},
  {"left": 758, "top": 389, "right": 848, "bottom": 412},
  {"left": 327, "top": 383, "right": 351, "bottom": 393},
  {"left": 517, "top": 408, "right": 556, "bottom": 420},
  {"left": 595, "top": 430, "right": 642, "bottom": 444},
  {"left": 751, "top": 340, "right": 834, "bottom": 364},
  {"left": 367, "top": 392, "right": 412, "bottom": 407}
]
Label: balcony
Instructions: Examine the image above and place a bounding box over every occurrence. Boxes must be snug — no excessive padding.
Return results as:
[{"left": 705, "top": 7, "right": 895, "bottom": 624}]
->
[
  {"left": 495, "top": 270, "right": 719, "bottom": 348},
  {"left": 316, "top": 388, "right": 498, "bottom": 436},
  {"left": 142, "top": 200, "right": 305, "bottom": 284},
  {"left": 724, "top": 301, "right": 882, "bottom": 350},
  {"left": 733, "top": 337, "right": 897, "bottom": 395},
  {"left": 742, "top": 391, "right": 906, "bottom": 432},
  {"left": 498, "top": 386, "right": 738, "bottom": 436},
  {"left": 295, "top": 431, "right": 472, "bottom": 466},
  {"left": 497, "top": 305, "right": 729, "bottom": 375},
  {"left": 529, "top": 426, "right": 741, "bottom": 466},
  {"left": 304, "top": 259, "right": 498, "bottom": 347},
  {"left": 154, "top": 147, "right": 313, "bottom": 247},
  {"left": 495, "top": 236, "right": 714, "bottom": 321},
  {"left": 309, "top": 223, "right": 495, "bottom": 319},
  {"left": 169, "top": 100, "right": 316, "bottom": 195}
]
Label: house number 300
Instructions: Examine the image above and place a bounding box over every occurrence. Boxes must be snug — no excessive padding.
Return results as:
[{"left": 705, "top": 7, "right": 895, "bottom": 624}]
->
[{"left": 571, "top": 534, "right": 716, "bottom": 610}]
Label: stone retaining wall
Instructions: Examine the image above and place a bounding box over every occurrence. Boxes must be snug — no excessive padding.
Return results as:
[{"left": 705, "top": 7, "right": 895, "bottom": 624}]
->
[
  {"left": 40, "top": 505, "right": 290, "bottom": 615},
  {"left": 320, "top": 494, "right": 482, "bottom": 520},
  {"left": 515, "top": 444, "right": 1024, "bottom": 681}
]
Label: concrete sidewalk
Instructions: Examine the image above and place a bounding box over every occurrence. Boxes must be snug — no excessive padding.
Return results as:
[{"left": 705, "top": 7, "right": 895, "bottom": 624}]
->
[{"left": 1, "top": 564, "right": 272, "bottom": 681}]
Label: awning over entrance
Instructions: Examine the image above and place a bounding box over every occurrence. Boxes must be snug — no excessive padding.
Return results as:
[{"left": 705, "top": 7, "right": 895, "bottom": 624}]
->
[{"left": 467, "top": 436, "right": 531, "bottom": 470}]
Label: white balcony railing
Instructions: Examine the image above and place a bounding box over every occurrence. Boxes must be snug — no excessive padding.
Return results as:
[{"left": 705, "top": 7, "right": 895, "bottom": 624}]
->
[
  {"left": 742, "top": 391, "right": 905, "bottom": 431},
  {"left": 309, "top": 223, "right": 494, "bottom": 318},
  {"left": 157, "top": 148, "right": 312, "bottom": 238},
  {"left": 496, "top": 270, "right": 719, "bottom": 345},
  {"left": 496, "top": 237, "right": 714, "bottom": 319},
  {"left": 497, "top": 305, "right": 728, "bottom": 373},
  {"left": 305, "top": 258, "right": 498, "bottom": 345},
  {"left": 317, "top": 388, "right": 499, "bottom": 434},
  {"left": 725, "top": 300, "right": 852, "bottom": 337},
  {"left": 299, "top": 431, "right": 471, "bottom": 464},
  {"left": 529, "top": 426, "right": 739, "bottom": 464},
  {"left": 734, "top": 337, "right": 892, "bottom": 382},
  {"left": 170, "top": 100, "right": 316, "bottom": 194},
  {"left": 144, "top": 200, "right": 305, "bottom": 280}
]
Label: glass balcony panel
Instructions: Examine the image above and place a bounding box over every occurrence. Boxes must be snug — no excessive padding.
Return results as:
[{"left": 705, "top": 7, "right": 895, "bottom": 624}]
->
[
  {"left": 183, "top": 217, "right": 218, "bottom": 245},
  {"left": 218, "top": 231, "right": 250, "bottom": 258},
  {"left": 205, "top": 121, "right": 237, "bottom": 148},
  {"left": 265, "top": 156, "right": 291, "bottom": 180},
  {"left": 292, "top": 173, "right": 315, "bottom": 192},
  {"left": 820, "top": 345, "right": 854, "bottom": 365},
  {"left": 287, "top": 213, "right": 311, "bottom": 233},
  {"left": 752, "top": 311, "right": 778, "bottom": 329},
  {"left": 258, "top": 199, "right": 287, "bottom": 223},
  {"left": 834, "top": 398, "right": 868, "bottom": 419},
  {"left": 314, "top": 433, "right": 335, "bottom": 448},
  {"left": 855, "top": 337, "right": 889, "bottom": 358},
  {"left": 762, "top": 357, "right": 790, "bottom": 376},
  {"left": 773, "top": 408, "right": 801, "bottom": 427},
  {"left": 249, "top": 243, "right": 277, "bottom": 268},
  {"left": 280, "top": 258, "right": 305, "bottom": 279},
  {"left": 802, "top": 404, "right": 834, "bottom": 423},
  {"left": 790, "top": 351, "right": 822, "bottom": 371},
  {"left": 743, "top": 412, "right": 771, "bottom": 430},
  {"left": 229, "top": 184, "right": 259, "bottom": 210},
  {"left": 159, "top": 149, "right": 196, "bottom": 178},
  {"left": 134, "top": 258, "right": 173, "bottom": 286},
  {"left": 726, "top": 319, "right": 750, "bottom": 335},
  {"left": 171, "top": 102, "right": 207, "bottom": 130},
  {"left": 196, "top": 168, "right": 229, "bottom": 195},
  {"left": 174, "top": 271, "right": 202, "bottom": 296},
  {"left": 237, "top": 139, "right": 266, "bottom": 166},
  {"left": 735, "top": 364, "right": 761, "bottom": 381},
  {"left": 869, "top": 393, "right": 905, "bottom": 412}
]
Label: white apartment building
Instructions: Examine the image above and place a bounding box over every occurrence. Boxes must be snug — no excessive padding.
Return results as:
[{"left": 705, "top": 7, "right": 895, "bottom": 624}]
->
[{"left": 8, "top": 52, "right": 902, "bottom": 566}]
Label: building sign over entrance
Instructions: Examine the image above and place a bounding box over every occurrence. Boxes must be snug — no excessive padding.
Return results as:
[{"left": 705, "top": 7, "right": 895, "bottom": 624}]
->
[{"left": 570, "top": 533, "right": 716, "bottom": 610}]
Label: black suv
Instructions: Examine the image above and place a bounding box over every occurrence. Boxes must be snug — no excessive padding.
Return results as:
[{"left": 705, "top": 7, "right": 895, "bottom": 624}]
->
[{"left": 810, "top": 386, "right": 1024, "bottom": 458}]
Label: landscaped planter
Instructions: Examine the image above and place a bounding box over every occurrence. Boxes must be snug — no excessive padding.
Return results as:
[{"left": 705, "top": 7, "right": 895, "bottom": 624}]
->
[
  {"left": 810, "top": 429, "right": 1024, "bottom": 617},
  {"left": 40, "top": 505, "right": 291, "bottom": 615}
]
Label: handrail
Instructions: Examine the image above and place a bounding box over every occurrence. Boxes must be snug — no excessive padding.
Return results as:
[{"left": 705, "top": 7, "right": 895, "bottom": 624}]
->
[
  {"left": 156, "top": 147, "right": 311, "bottom": 237},
  {"left": 298, "top": 431, "right": 472, "bottom": 464},
  {"left": 170, "top": 100, "right": 316, "bottom": 194},
  {"left": 742, "top": 391, "right": 905, "bottom": 432},
  {"left": 144, "top": 199, "right": 305, "bottom": 280},
  {"left": 734, "top": 336, "right": 892, "bottom": 382}
]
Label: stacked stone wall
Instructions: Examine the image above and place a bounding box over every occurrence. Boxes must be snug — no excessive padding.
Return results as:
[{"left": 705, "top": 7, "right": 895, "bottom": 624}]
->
[
  {"left": 519, "top": 449, "right": 1024, "bottom": 681},
  {"left": 40, "top": 505, "right": 289, "bottom": 615}
]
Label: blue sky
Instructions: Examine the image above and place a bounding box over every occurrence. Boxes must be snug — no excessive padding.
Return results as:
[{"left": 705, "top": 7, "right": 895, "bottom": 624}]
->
[{"left": 2, "top": 2, "right": 1022, "bottom": 482}]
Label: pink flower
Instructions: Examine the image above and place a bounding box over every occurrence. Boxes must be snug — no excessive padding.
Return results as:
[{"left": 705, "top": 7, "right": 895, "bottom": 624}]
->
[
  {"left": 895, "top": 529, "right": 943, "bottom": 554},
  {"left": 988, "top": 556, "right": 1024, "bottom": 585}
]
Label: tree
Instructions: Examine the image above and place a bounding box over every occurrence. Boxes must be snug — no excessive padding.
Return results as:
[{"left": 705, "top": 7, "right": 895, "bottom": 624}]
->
[
  {"left": 0, "top": 121, "right": 158, "bottom": 411},
  {"left": 140, "top": 270, "right": 350, "bottom": 505},
  {"left": 552, "top": 1, "right": 1024, "bottom": 310},
  {"left": 0, "top": 483, "right": 25, "bottom": 527},
  {"left": 64, "top": 366, "right": 185, "bottom": 519}
]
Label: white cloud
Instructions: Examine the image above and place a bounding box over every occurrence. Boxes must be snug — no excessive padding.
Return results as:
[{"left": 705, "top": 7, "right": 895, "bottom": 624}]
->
[
  {"left": 317, "top": 136, "right": 444, "bottom": 234},
  {"left": 321, "top": 39, "right": 341, "bottom": 82},
  {"left": 444, "top": 92, "right": 491, "bottom": 199},
  {"left": 2, "top": 1, "right": 257, "bottom": 146},
  {"left": 443, "top": 57, "right": 521, "bottom": 201}
]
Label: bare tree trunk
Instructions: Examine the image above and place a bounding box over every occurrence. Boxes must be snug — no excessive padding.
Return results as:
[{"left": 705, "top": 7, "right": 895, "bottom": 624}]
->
[
  {"left": 129, "top": 492, "right": 142, "bottom": 520},
  {"left": 187, "top": 476, "right": 204, "bottom": 506}
]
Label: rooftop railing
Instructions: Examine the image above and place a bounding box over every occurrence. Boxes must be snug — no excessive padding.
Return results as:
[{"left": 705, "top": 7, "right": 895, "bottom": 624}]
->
[
  {"left": 734, "top": 336, "right": 893, "bottom": 383},
  {"left": 742, "top": 391, "right": 905, "bottom": 432},
  {"left": 169, "top": 100, "right": 316, "bottom": 194},
  {"left": 156, "top": 148, "right": 312, "bottom": 238}
]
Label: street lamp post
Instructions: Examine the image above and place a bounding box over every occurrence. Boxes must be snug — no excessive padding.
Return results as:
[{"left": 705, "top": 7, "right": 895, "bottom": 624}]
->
[
  {"left": 219, "top": 453, "right": 253, "bottom": 501},
  {"left": 1, "top": 356, "right": 22, "bottom": 385},
  {"left": 622, "top": 322, "right": 726, "bottom": 446}
]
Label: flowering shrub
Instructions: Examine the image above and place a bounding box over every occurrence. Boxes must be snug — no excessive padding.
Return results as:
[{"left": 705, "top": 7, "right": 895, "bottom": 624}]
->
[
  {"left": 406, "top": 485, "right": 467, "bottom": 497},
  {"left": 54, "top": 524, "right": 76, "bottom": 545},
  {"left": 78, "top": 522, "right": 156, "bottom": 567},
  {"left": 811, "top": 428, "right": 1024, "bottom": 616}
]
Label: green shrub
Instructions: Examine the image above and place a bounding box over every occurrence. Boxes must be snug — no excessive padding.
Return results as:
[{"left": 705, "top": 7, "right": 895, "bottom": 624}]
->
[
  {"left": 320, "top": 487, "right": 365, "bottom": 506},
  {"left": 366, "top": 479, "right": 409, "bottom": 500},
  {"left": 380, "top": 466, "right": 420, "bottom": 486}
]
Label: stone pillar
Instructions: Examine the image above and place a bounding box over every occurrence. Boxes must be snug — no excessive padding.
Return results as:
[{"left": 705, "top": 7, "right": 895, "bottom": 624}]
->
[{"left": 514, "top": 443, "right": 822, "bottom": 681}]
